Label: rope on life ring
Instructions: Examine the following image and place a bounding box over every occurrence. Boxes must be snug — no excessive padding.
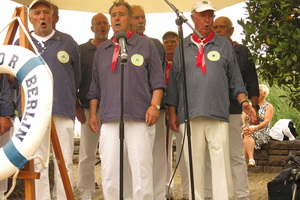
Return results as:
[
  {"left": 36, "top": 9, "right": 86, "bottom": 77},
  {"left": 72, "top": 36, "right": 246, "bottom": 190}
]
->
[{"left": 0, "top": 45, "right": 53, "bottom": 181}]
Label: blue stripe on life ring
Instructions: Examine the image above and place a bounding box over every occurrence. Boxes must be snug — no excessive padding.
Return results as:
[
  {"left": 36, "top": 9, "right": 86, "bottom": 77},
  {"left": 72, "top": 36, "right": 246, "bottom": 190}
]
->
[
  {"left": 3, "top": 140, "right": 28, "bottom": 170},
  {"left": 16, "top": 56, "right": 46, "bottom": 82}
]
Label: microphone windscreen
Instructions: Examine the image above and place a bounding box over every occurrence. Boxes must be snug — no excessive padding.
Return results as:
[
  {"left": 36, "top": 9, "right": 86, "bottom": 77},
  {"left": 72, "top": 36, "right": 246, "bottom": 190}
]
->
[{"left": 116, "top": 31, "right": 128, "bottom": 42}]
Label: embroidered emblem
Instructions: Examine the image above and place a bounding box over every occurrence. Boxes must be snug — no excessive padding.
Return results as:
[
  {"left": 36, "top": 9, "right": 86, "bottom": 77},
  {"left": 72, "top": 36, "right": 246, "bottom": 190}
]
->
[
  {"left": 207, "top": 51, "right": 220, "bottom": 61},
  {"left": 131, "top": 54, "right": 144, "bottom": 66},
  {"left": 57, "top": 51, "right": 69, "bottom": 63}
]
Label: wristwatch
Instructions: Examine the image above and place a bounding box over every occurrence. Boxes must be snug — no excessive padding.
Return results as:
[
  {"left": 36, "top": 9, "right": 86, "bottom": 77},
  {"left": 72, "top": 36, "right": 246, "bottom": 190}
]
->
[
  {"left": 151, "top": 104, "right": 160, "bottom": 110},
  {"left": 240, "top": 100, "right": 249, "bottom": 107}
]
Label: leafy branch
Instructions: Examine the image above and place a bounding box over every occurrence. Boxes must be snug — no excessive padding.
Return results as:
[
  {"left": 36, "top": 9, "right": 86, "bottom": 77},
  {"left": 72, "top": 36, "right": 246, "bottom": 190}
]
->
[{"left": 238, "top": 0, "right": 300, "bottom": 111}]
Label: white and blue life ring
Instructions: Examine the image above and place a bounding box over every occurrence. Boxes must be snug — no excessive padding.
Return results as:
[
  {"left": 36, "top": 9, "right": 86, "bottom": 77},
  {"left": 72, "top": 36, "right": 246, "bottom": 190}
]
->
[{"left": 0, "top": 45, "right": 53, "bottom": 180}]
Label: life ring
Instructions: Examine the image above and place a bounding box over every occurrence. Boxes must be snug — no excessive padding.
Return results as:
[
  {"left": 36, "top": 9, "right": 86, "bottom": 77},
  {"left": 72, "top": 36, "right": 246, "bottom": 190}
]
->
[{"left": 0, "top": 45, "right": 53, "bottom": 181}]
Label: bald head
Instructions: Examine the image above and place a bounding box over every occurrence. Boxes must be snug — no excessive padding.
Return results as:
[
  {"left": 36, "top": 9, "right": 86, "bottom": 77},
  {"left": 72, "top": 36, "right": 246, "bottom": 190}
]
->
[
  {"left": 213, "top": 16, "right": 234, "bottom": 40},
  {"left": 91, "top": 13, "right": 110, "bottom": 46},
  {"left": 91, "top": 13, "right": 108, "bottom": 26}
]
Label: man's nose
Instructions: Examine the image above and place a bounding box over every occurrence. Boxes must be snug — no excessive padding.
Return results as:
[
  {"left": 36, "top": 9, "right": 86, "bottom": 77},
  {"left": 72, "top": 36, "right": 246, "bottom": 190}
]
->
[{"left": 40, "top": 13, "right": 46, "bottom": 19}]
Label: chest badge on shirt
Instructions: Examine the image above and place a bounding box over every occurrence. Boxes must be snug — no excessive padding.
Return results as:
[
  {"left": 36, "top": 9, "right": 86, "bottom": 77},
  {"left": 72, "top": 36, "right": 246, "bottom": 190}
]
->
[
  {"left": 57, "top": 51, "right": 70, "bottom": 63},
  {"left": 207, "top": 51, "right": 220, "bottom": 62},
  {"left": 131, "top": 54, "right": 144, "bottom": 67}
]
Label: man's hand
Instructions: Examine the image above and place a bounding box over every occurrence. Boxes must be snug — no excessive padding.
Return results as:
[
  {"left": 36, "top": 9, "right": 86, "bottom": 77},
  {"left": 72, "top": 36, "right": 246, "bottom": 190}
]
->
[
  {"left": 145, "top": 106, "right": 160, "bottom": 126},
  {"left": 167, "top": 106, "right": 179, "bottom": 132},
  {"left": 76, "top": 106, "right": 86, "bottom": 124},
  {"left": 251, "top": 107, "right": 260, "bottom": 125},
  {"left": 0, "top": 117, "right": 13, "bottom": 136},
  {"left": 146, "top": 88, "right": 164, "bottom": 126},
  {"left": 242, "top": 103, "right": 257, "bottom": 125},
  {"left": 89, "top": 99, "right": 100, "bottom": 134},
  {"left": 89, "top": 114, "right": 99, "bottom": 134}
]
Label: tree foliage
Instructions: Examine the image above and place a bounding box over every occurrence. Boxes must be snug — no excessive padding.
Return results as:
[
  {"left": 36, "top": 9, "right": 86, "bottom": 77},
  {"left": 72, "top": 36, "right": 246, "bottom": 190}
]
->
[{"left": 238, "top": 0, "right": 300, "bottom": 111}]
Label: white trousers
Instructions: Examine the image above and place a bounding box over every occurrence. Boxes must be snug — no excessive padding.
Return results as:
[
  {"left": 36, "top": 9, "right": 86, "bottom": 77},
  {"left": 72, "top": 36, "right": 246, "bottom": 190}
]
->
[
  {"left": 34, "top": 115, "right": 74, "bottom": 200},
  {"left": 153, "top": 111, "right": 168, "bottom": 200},
  {"left": 204, "top": 115, "right": 248, "bottom": 199},
  {"left": 166, "top": 128, "right": 189, "bottom": 198},
  {"left": 180, "top": 116, "right": 231, "bottom": 200},
  {"left": 77, "top": 108, "right": 100, "bottom": 198},
  {"left": 229, "top": 114, "right": 249, "bottom": 199},
  {"left": 100, "top": 120, "right": 155, "bottom": 200}
]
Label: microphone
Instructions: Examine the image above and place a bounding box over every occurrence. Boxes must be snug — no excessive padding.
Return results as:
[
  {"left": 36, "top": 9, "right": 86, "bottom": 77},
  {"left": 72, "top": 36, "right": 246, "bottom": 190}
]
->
[{"left": 116, "top": 31, "right": 128, "bottom": 63}]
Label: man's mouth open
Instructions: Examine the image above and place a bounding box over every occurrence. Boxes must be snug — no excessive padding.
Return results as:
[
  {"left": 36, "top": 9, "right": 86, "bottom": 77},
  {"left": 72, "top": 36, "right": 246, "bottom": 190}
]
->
[{"left": 40, "top": 22, "right": 47, "bottom": 27}]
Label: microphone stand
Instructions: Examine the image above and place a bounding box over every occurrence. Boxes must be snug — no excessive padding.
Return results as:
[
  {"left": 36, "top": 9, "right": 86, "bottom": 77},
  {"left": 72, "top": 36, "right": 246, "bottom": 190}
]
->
[
  {"left": 164, "top": 1, "right": 204, "bottom": 200},
  {"left": 119, "top": 58, "right": 126, "bottom": 200}
]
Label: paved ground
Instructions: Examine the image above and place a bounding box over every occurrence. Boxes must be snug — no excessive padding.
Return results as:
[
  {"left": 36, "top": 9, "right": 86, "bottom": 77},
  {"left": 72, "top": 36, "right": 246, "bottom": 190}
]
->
[
  {"left": 6, "top": 161, "right": 278, "bottom": 199},
  {"left": 73, "top": 163, "right": 103, "bottom": 200},
  {"left": 73, "top": 164, "right": 279, "bottom": 200},
  {"left": 73, "top": 164, "right": 277, "bottom": 200},
  {"left": 73, "top": 162, "right": 185, "bottom": 200}
]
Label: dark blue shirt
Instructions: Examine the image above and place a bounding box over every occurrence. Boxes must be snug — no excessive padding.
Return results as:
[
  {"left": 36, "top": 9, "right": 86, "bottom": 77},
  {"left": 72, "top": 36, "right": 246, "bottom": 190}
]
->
[
  {"left": 78, "top": 39, "right": 96, "bottom": 108},
  {"left": 30, "top": 31, "right": 81, "bottom": 120},
  {"left": 87, "top": 33, "right": 166, "bottom": 123},
  {"left": 165, "top": 34, "right": 247, "bottom": 123},
  {"left": 149, "top": 37, "right": 166, "bottom": 110},
  {"left": 229, "top": 42, "right": 259, "bottom": 114},
  {"left": 0, "top": 75, "right": 15, "bottom": 116}
]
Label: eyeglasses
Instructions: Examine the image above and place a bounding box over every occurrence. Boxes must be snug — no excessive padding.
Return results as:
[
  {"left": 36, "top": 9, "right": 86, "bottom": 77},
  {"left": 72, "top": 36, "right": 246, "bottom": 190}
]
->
[{"left": 212, "top": 25, "right": 227, "bottom": 30}]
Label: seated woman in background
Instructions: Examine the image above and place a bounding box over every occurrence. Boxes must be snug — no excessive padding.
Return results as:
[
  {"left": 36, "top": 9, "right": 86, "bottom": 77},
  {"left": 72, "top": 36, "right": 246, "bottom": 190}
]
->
[{"left": 242, "top": 84, "right": 274, "bottom": 166}]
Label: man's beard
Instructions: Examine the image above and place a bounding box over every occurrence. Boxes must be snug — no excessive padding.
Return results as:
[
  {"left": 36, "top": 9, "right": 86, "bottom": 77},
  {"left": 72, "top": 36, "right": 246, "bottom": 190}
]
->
[{"left": 98, "top": 34, "right": 108, "bottom": 40}]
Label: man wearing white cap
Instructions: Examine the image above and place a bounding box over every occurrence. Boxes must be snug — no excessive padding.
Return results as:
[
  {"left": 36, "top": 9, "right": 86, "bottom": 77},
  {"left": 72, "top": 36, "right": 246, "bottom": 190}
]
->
[
  {"left": 165, "top": 0, "right": 257, "bottom": 199},
  {"left": 206, "top": 16, "right": 260, "bottom": 200},
  {"left": 21, "top": 0, "right": 81, "bottom": 199}
]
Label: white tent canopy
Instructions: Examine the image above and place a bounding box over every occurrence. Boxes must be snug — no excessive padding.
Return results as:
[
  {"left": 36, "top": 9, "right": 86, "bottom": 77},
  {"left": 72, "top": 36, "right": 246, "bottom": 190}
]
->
[
  {"left": 12, "top": 0, "right": 246, "bottom": 13},
  {"left": 5, "top": 0, "right": 248, "bottom": 44}
]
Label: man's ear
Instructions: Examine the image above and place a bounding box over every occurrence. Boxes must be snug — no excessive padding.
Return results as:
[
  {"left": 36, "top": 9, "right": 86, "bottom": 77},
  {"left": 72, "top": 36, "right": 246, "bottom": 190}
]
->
[{"left": 230, "top": 27, "right": 234, "bottom": 36}]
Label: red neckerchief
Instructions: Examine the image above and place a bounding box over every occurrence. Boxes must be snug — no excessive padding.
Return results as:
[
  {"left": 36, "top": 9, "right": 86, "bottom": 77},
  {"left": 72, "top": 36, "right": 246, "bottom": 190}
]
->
[
  {"left": 111, "top": 30, "right": 134, "bottom": 72},
  {"left": 191, "top": 31, "right": 214, "bottom": 75},
  {"left": 165, "top": 58, "right": 172, "bottom": 85},
  {"left": 230, "top": 39, "right": 235, "bottom": 46}
]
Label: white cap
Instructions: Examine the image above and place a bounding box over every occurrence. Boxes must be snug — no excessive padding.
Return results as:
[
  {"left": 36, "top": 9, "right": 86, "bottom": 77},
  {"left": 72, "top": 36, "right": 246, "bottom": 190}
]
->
[
  {"left": 28, "top": 0, "right": 51, "bottom": 10},
  {"left": 191, "top": 0, "right": 216, "bottom": 13}
]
